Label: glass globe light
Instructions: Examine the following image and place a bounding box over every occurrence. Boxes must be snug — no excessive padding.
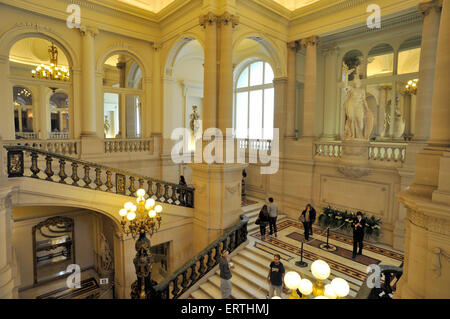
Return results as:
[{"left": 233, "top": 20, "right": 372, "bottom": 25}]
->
[
  {"left": 127, "top": 212, "right": 136, "bottom": 220},
  {"left": 145, "top": 198, "right": 155, "bottom": 210},
  {"left": 155, "top": 205, "right": 163, "bottom": 213},
  {"left": 324, "top": 284, "right": 337, "bottom": 299},
  {"left": 284, "top": 271, "right": 301, "bottom": 290},
  {"left": 148, "top": 210, "right": 156, "bottom": 218},
  {"left": 131, "top": 204, "right": 137, "bottom": 212},
  {"left": 331, "top": 278, "right": 350, "bottom": 298},
  {"left": 298, "top": 278, "right": 313, "bottom": 296},
  {"left": 124, "top": 202, "right": 133, "bottom": 210},
  {"left": 136, "top": 189, "right": 146, "bottom": 197},
  {"left": 119, "top": 208, "right": 127, "bottom": 217},
  {"left": 311, "top": 260, "right": 330, "bottom": 280},
  {"left": 271, "top": 296, "right": 282, "bottom": 299},
  {"left": 314, "top": 296, "right": 329, "bottom": 299}
]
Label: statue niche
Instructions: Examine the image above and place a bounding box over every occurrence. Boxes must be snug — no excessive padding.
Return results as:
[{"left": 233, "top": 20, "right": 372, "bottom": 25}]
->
[{"left": 342, "top": 63, "right": 374, "bottom": 140}]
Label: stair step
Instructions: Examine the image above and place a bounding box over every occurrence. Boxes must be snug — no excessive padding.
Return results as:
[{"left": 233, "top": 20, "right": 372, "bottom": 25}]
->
[
  {"left": 199, "top": 281, "right": 222, "bottom": 299},
  {"left": 214, "top": 269, "right": 266, "bottom": 299},
  {"left": 190, "top": 289, "right": 211, "bottom": 299},
  {"left": 231, "top": 264, "right": 269, "bottom": 295},
  {"left": 208, "top": 275, "right": 252, "bottom": 299}
]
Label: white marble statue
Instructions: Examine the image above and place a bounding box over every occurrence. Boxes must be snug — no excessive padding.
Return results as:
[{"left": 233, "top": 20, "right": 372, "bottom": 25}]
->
[
  {"left": 100, "top": 233, "right": 113, "bottom": 272},
  {"left": 342, "top": 63, "right": 374, "bottom": 140}
]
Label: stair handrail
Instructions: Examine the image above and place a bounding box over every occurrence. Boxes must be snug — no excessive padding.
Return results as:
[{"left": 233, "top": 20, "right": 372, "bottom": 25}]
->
[
  {"left": 3, "top": 145, "right": 194, "bottom": 208},
  {"left": 152, "top": 214, "right": 249, "bottom": 299}
]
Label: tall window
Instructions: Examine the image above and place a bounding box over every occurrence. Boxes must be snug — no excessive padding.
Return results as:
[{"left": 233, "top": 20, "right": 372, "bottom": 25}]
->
[
  {"left": 235, "top": 61, "right": 274, "bottom": 140},
  {"left": 49, "top": 92, "right": 69, "bottom": 139},
  {"left": 103, "top": 54, "right": 143, "bottom": 139},
  {"left": 13, "top": 86, "right": 35, "bottom": 139}
]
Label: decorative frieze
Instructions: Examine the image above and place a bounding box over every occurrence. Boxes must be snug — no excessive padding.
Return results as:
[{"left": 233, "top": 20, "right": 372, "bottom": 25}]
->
[{"left": 408, "top": 209, "right": 450, "bottom": 237}]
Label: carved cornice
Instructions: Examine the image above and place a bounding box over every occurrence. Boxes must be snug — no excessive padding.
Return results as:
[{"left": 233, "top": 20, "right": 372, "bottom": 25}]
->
[
  {"left": 418, "top": 0, "right": 443, "bottom": 16},
  {"left": 300, "top": 35, "right": 320, "bottom": 48},
  {"left": 321, "top": 43, "right": 340, "bottom": 56},
  {"left": 219, "top": 12, "right": 239, "bottom": 28},
  {"left": 199, "top": 12, "right": 218, "bottom": 28},
  {"left": 287, "top": 41, "right": 300, "bottom": 52},
  {"left": 79, "top": 25, "right": 99, "bottom": 37},
  {"left": 408, "top": 209, "right": 450, "bottom": 237}
]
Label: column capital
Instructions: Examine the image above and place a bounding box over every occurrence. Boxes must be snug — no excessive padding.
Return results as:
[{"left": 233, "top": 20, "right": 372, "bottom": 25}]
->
[
  {"left": 287, "top": 41, "right": 300, "bottom": 52},
  {"left": 418, "top": 0, "right": 442, "bottom": 16},
  {"left": 199, "top": 12, "right": 218, "bottom": 28},
  {"left": 218, "top": 12, "right": 239, "bottom": 28},
  {"left": 273, "top": 77, "right": 288, "bottom": 85},
  {"left": 152, "top": 42, "right": 162, "bottom": 52},
  {"left": 300, "top": 35, "right": 320, "bottom": 48},
  {"left": 321, "top": 44, "right": 340, "bottom": 56},
  {"left": 79, "top": 25, "right": 99, "bottom": 37}
]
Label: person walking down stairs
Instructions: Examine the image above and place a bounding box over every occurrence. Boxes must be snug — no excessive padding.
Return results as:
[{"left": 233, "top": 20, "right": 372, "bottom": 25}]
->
[
  {"left": 257, "top": 205, "right": 270, "bottom": 240},
  {"left": 219, "top": 250, "right": 233, "bottom": 299},
  {"left": 268, "top": 198, "right": 278, "bottom": 237}
]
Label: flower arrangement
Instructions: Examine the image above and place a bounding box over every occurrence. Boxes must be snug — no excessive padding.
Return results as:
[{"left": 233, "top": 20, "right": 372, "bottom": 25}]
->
[{"left": 318, "top": 206, "right": 382, "bottom": 239}]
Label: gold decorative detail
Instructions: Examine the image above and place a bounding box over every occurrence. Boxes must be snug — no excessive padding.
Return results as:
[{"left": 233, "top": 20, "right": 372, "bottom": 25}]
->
[{"left": 199, "top": 12, "right": 218, "bottom": 27}]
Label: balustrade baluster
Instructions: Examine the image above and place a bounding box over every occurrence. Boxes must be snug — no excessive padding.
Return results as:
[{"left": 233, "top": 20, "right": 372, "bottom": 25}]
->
[
  {"left": 179, "top": 187, "right": 186, "bottom": 206},
  {"left": 206, "top": 250, "right": 214, "bottom": 271},
  {"left": 138, "top": 178, "right": 144, "bottom": 191},
  {"left": 156, "top": 182, "right": 162, "bottom": 199},
  {"left": 171, "top": 186, "right": 178, "bottom": 204},
  {"left": 71, "top": 162, "right": 79, "bottom": 186},
  {"left": 164, "top": 185, "right": 170, "bottom": 201},
  {"left": 129, "top": 176, "right": 136, "bottom": 195},
  {"left": 83, "top": 165, "right": 91, "bottom": 188},
  {"left": 30, "top": 151, "right": 40, "bottom": 178},
  {"left": 147, "top": 180, "right": 154, "bottom": 197},
  {"left": 105, "top": 171, "right": 113, "bottom": 192},
  {"left": 198, "top": 255, "right": 206, "bottom": 275},
  {"left": 171, "top": 275, "right": 180, "bottom": 299},
  {"left": 189, "top": 263, "right": 197, "bottom": 284},
  {"left": 180, "top": 272, "right": 189, "bottom": 293},
  {"left": 58, "top": 159, "right": 67, "bottom": 184},
  {"left": 95, "top": 167, "right": 102, "bottom": 190},
  {"left": 44, "top": 155, "right": 54, "bottom": 181}
]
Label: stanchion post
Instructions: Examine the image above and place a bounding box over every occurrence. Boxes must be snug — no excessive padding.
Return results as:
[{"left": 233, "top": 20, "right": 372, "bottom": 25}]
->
[
  {"left": 295, "top": 241, "right": 308, "bottom": 268},
  {"left": 325, "top": 227, "right": 330, "bottom": 249}
]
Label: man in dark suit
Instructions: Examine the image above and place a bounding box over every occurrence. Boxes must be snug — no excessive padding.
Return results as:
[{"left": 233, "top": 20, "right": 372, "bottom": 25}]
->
[{"left": 352, "top": 211, "right": 365, "bottom": 258}]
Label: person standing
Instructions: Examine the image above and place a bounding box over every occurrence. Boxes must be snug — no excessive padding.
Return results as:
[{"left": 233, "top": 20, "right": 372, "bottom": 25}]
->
[
  {"left": 300, "top": 204, "right": 315, "bottom": 241},
  {"left": 352, "top": 211, "right": 365, "bottom": 258},
  {"left": 268, "top": 197, "right": 279, "bottom": 237},
  {"left": 258, "top": 205, "right": 270, "bottom": 240},
  {"left": 219, "top": 250, "right": 232, "bottom": 298},
  {"left": 267, "top": 254, "right": 285, "bottom": 298}
]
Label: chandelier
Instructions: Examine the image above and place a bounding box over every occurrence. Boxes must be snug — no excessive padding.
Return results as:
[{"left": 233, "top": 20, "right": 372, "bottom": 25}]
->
[
  {"left": 119, "top": 189, "right": 163, "bottom": 239},
  {"left": 282, "top": 259, "right": 350, "bottom": 299},
  {"left": 405, "top": 79, "right": 418, "bottom": 95},
  {"left": 31, "top": 43, "right": 70, "bottom": 81}
]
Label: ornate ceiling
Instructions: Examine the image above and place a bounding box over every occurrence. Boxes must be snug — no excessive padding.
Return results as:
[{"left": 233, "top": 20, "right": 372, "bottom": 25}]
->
[{"left": 117, "top": 0, "right": 320, "bottom": 13}]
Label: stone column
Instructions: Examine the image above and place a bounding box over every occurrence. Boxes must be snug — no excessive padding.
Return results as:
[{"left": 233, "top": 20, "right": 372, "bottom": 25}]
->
[
  {"left": 428, "top": 0, "right": 450, "bottom": 146},
  {"left": 199, "top": 13, "right": 218, "bottom": 131},
  {"left": 189, "top": 163, "right": 247, "bottom": 255},
  {"left": 286, "top": 41, "right": 298, "bottom": 138},
  {"left": 152, "top": 43, "right": 162, "bottom": 136},
  {"left": 80, "top": 26, "right": 99, "bottom": 137},
  {"left": 38, "top": 86, "right": 49, "bottom": 140},
  {"left": 321, "top": 45, "right": 339, "bottom": 140},
  {"left": 0, "top": 55, "right": 14, "bottom": 140},
  {"left": 414, "top": 0, "right": 442, "bottom": 142},
  {"left": 273, "top": 77, "right": 288, "bottom": 155},
  {"left": 300, "top": 36, "right": 319, "bottom": 138},
  {"left": 0, "top": 187, "right": 15, "bottom": 298},
  {"left": 218, "top": 13, "right": 238, "bottom": 136}
]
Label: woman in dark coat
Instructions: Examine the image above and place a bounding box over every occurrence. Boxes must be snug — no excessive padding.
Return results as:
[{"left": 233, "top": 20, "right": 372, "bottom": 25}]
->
[{"left": 258, "top": 205, "right": 270, "bottom": 240}]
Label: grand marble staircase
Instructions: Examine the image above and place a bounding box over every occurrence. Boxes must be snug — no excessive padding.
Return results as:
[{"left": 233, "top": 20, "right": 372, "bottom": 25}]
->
[{"left": 187, "top": 198, "right": 360, "bottom": 299}]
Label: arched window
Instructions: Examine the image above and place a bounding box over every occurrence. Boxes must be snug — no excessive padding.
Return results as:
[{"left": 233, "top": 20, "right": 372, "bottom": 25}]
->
[
  {"left": 13, "top": 86, "right": 35, "bottom": 139},
  {"left": 49, "top": 91, "right": 69, "bottom": 139},
  {"left": 103, "top": 53, "right": 143, "bottom": 139},
  {"left": 235, "top": 60, "right": 274, "bottom": 140},
  {"left": 398, "top": 36, "right": 421, "bottom": 75},
  {"left": 367, "top": 43, "right": 394, "bottom": 77}
]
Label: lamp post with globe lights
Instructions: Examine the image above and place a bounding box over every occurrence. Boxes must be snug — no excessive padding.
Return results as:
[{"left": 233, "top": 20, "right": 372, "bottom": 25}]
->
[{"left": 119, "top": 188, "right": 163, "bottom": 299}]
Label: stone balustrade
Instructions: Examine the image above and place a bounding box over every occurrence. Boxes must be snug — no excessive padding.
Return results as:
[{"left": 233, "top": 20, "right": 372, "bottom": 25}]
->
[
  {"left": 104, "top": 138, "right": 153, "bottom": 154},
  {"left": 238, "top": 139, "right": 271, "bottom": 151},
  {"left": 313, "top": 141, "right": 407, "bottom": 164},
  {"left": 4, "top": 139, "right": 80, "bottom": 157}
]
